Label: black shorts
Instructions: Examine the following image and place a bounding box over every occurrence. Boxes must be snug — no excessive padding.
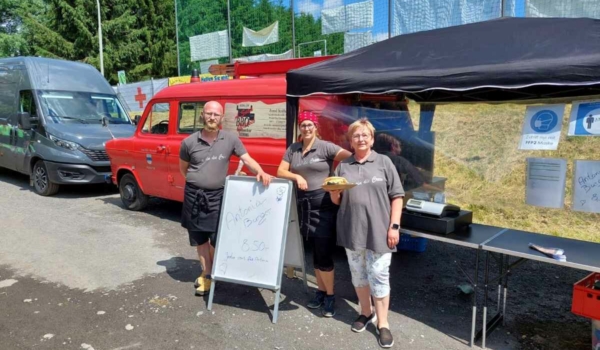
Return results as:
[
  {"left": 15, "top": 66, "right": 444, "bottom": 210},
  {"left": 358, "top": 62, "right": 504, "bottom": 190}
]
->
[
  {"left": 188, "top": 230, "right": 217, "bottom": 246},
  {"left": 311, "top": 236, "right": 336, "bottom": 272}
]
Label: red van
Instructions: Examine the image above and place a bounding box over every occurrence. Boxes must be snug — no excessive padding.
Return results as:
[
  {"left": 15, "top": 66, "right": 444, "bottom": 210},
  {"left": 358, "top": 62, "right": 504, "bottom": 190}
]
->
[{"left": 105, "top": 57, "right": 348, "bottom": 210}]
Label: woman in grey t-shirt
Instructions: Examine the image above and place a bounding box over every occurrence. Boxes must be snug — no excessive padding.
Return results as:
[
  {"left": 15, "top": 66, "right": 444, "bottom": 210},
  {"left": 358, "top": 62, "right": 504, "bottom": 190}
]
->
[
  {"left": 277, "top": 111, "right": 351, "bottom": 317},
  {"left": 329, "top": 118, "right": 404, "bottom": 348}
]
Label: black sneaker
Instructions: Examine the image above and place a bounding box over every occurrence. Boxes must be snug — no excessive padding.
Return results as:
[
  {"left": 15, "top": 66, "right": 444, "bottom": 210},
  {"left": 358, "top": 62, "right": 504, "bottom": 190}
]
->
[
  {"left": 351, "top": 313, "right": 377, "bottom": 333},
  {"left": 322, "top": 295, "right": 336, "bottom": 317},
  {"left": 376, "top": 327, "right": 394, "bottom": 348},
  {"left": 307, "top": 290, "right": 326, "bottom": 309}
]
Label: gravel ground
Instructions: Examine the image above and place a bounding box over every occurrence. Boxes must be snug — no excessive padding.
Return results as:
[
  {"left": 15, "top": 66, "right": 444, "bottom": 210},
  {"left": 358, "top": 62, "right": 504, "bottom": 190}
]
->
[{"left": 0, "top": 167, "right": 593, "bottom": 350}]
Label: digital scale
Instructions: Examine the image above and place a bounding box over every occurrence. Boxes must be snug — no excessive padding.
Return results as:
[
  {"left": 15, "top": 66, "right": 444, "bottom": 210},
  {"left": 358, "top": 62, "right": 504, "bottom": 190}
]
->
[{"left": 401, "top": 199, "right": 473, "bottom": 234}]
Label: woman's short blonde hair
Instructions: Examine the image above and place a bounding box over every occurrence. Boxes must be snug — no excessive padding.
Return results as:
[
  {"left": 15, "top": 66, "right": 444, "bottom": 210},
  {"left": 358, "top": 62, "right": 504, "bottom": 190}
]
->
[{"left": 347, "top": 118, "right": 376, "bottom": 140}]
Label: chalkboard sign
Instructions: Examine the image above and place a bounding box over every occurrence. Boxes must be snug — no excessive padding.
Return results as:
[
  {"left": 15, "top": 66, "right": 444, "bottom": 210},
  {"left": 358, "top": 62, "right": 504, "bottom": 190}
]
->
[
  {"left": 572, "top": 160, "right": 600, "bottom": 214},
  {"left": 211, "top": 176, "right": 293, "bottom": 287}
]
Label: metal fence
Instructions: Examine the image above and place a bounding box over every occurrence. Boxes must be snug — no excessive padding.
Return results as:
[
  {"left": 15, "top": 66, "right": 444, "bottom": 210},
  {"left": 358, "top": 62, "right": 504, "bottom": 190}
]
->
[{"left": 174, "top": 0, "right": 600, "bottom": 75}]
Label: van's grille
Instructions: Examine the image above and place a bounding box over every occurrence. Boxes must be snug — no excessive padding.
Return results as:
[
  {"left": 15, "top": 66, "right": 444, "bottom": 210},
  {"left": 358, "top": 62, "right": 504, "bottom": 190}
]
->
[
  {"left": 91, "top": 166, "right": 112, "bottom": 173},
  {"left": 80, "top": 148, "right": 109, "bottom": 162}
]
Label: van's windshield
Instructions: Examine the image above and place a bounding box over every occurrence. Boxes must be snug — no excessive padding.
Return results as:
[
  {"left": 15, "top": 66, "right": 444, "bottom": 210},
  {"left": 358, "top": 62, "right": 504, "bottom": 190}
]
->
[{"left": 37, "top": 90, "right": 131, "bottom": 125}]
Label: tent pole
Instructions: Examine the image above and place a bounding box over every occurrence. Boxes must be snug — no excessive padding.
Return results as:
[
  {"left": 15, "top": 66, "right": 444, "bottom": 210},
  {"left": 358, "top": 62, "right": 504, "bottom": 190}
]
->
[
  {"left": 388, "top": 0, "right": 392, "bottom": 38},
  {"left": 291, "top": 0, "right": 296, "bottom": 58},
  {"left": 227, "top": 0, "right": 233, "bottom": 63}
]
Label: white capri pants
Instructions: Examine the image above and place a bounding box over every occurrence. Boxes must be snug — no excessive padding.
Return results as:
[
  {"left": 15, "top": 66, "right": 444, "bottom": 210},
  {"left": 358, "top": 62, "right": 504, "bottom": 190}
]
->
[{"left": 345, "top": 248, "right": 392, "bottom": 298}]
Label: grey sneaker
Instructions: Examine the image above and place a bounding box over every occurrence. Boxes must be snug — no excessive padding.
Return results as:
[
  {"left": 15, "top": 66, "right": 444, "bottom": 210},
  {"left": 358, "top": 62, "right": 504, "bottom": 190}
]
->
[
  {"left": 307, "top": 290, "right": 326, "bottom": 309},
  {"left": 322, "top": 295, "right": 336, "bottom": 317},
  {"left": 351, "top": 313, "right": 377, "bottom": 333},
  {"left": 377, "top": 327, "right": 394, "bottom": 348}
]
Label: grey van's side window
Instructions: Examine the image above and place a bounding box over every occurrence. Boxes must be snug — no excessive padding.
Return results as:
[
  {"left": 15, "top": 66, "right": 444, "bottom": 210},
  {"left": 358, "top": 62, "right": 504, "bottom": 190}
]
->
[
  {"left": 178, "top": 102, "right": 206, "bottom": 134},
  {"left": 20, "top": 91, "right": 38, "bottom": 117},
  {"left": 141, "top": 103, "right": 170, "bottom": 135},
  {"left": 0, "top": 65, "right": 18, "bottom": 120}
]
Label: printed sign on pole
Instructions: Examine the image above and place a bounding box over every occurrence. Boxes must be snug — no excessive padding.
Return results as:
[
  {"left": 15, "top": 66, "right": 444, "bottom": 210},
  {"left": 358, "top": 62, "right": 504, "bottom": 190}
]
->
[
  {"left": 568, "top": 100, "right": 600, "bottom": 136},
  {"left": 117, "top": 70, "right": 126, "bottom": 85},
  {"left": 519, "top": 104, "right": 565, "bottom": 150}
]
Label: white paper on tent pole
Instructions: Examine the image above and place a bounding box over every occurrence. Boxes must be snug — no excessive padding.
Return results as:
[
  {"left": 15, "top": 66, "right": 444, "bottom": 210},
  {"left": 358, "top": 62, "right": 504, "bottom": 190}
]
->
[
  {"left": 199, "top": 60, "right": 219, "bottom": 74},
  {"left": 189, "top": 30, "right": 229, "bottom": 61},
  {"left": 234, "top": 49, "right": 293, "bottom": 63},
  {"left": 344, "top": 31, "right": 372, "bottom": 53},
  {"left": 322, "top": 0, "right": 373, "bottom": 35},
  {"left": 242, "top": 21, "right": 279, "bottom": 47}
]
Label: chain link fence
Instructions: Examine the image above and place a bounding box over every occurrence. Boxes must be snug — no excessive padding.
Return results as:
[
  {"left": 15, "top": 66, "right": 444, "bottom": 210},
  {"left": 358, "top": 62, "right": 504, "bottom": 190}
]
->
[{"left": 174, "top": 0, "right": 600, "bottom": 75}]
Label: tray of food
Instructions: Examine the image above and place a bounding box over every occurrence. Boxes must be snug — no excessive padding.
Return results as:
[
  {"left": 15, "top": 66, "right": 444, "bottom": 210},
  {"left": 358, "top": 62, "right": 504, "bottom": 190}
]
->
[{"left": 321, "top": 176, "right": 357, "bottom": 191}]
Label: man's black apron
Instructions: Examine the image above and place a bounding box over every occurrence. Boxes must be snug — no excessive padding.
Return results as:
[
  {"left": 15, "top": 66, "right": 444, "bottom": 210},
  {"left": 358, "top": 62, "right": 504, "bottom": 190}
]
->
[{"left": 181, "top": 182, "right": 224, "bottom": 233}]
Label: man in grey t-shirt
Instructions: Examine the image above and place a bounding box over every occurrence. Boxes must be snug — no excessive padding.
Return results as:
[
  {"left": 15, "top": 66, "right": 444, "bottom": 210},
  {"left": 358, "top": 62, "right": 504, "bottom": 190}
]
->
[{"left": 179, "top": 101, "right": 271, "bottom": 296}]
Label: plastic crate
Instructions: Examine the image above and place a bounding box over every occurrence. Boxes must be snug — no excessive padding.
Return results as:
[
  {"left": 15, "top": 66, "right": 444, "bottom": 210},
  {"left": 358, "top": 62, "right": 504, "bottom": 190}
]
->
[
  {"left": 397, "top": 235, "right": 427, "bottom": 253},
  {"left": 572, "top": 272, "right": 600, "bottom": 320}
]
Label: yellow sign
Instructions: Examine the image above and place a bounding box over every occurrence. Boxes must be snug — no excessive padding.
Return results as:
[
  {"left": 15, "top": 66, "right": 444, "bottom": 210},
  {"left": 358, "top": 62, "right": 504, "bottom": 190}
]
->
[{"left": 168, "top": 74, "right": 232, "bottom": 86}]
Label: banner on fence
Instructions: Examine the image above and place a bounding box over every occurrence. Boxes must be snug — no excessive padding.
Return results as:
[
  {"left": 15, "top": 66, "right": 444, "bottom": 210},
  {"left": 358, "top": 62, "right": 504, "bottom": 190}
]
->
[
  {"left": 344, "top": 31, "right": 372, "bottom": 53},
  {"left": 392, "top": 0, "right": 502, "bottom": 36},
  {"left": 114, "top": 78, "right": 168, "bottom": 112},
  {"left": 190, "top": 30, "right": 230, "bottom": 61},
  {"left": 322, "top": 0, "right": 374, "bottom": 35},
  {"left": 243, "top": 21, "right": 279, "bottom": 47},
  {"left": 234, "top": 49, "right": 293, "bottom": 63}
]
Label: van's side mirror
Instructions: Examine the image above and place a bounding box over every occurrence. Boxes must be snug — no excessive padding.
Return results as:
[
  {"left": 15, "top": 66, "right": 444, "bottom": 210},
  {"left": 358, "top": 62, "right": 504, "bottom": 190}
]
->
[
  {"left": 134, "top": 115, "right": 141, "bottom": 125},
  {"left": 18, "top": 112, "right": 32, "bottom": 130}
]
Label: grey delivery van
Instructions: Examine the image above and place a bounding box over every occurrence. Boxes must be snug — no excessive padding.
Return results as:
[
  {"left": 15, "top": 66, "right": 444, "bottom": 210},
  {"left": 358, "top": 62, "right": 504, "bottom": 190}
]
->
[{"left": 0, "top": 57, "right": 135, "bottom": 195}]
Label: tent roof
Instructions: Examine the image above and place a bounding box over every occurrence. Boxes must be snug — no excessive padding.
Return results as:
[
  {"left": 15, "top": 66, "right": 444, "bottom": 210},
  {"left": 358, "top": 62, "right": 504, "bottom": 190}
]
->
[{"left": 286, "top": 17, "right": 600, "bottom": 103}]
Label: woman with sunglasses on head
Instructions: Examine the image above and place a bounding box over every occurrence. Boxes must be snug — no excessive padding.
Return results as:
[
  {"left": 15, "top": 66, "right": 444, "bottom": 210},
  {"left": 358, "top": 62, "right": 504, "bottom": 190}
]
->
[
  {"left": 329, "top": 118, "right": 404, "bottom": 348},
  {"left": 277, "top": 111, "right": 352, "bottom": 317}
]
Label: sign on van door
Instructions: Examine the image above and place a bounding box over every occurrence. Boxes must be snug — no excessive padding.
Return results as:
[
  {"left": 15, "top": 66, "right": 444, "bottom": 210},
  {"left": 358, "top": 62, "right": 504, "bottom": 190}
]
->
[{"left": 222, "top": 101, "right": 286, "bottom": 139}]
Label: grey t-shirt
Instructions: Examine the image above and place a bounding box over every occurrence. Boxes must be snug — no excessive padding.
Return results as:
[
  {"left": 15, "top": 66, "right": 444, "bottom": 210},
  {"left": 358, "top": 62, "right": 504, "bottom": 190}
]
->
[
  {"left": 334, "top": 151, "right": 405, "bottom": 253},
  {"left": 283, "top": 139, "right": 342, "bottom": 191},
  {"left": 180, "top": 130, "right": 247, "bottom": 189}
]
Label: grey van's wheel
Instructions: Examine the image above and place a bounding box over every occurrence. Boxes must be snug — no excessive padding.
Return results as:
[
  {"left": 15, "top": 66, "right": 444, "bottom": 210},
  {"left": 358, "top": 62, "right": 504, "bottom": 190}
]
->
[
  {"left": 32, "top": 160, "right": 60, "bottom": 196},
  {"left": 119, "top": 173, "right": 149, "bottom": 211}
]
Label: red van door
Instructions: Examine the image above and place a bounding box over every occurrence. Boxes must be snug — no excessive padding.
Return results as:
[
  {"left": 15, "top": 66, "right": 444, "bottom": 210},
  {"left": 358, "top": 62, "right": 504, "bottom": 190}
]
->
[{"left": 133, "top": 101, "right": 172, "bottom": 198}]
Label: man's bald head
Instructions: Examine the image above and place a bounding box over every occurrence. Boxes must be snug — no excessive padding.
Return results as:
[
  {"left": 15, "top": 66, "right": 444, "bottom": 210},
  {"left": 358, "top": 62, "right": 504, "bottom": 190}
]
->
[{"left": 202, "top": 100, "right": 224, "bottom": 132}]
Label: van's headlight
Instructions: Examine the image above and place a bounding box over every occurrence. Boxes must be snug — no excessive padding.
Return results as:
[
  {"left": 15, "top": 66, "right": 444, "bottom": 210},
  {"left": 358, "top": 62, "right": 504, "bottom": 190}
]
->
[{"left": 48, "top": 134, "right": 80, "bottom": 151}]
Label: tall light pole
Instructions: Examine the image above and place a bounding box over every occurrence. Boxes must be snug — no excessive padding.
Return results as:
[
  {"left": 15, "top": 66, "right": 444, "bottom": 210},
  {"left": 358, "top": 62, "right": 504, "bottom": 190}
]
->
[
  {"left": 174, "top": 0, "right": 181, "bottom": 76},
  {"left": 96, "top": 0, "right": 104, "bottom": 76}
]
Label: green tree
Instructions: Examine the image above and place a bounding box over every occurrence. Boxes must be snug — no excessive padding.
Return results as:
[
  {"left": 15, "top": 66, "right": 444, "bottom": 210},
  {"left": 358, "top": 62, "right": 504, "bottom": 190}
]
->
[
  {"left": 0, "top": 0, "right": 45, "bottom": 57},
  {"left": 20, "top": 0, "right": 177, "bottom": 84}
]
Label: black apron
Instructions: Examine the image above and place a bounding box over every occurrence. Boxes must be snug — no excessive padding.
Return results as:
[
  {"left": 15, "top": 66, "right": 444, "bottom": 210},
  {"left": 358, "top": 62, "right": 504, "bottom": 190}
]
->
[
  {"left": 297, "top": 188, "right": 338, "bottom": 239},
  {"left": 181, "top": 183, "right": 224, "bottom": 233}
]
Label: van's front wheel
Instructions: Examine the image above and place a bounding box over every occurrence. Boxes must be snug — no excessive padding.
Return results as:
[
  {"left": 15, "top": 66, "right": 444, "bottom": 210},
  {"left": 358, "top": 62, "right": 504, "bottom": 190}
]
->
[
  {"left": 32, "top": 160, "right": 60, "bottom": 196},
  {"left": 119, "top": 173, "right": 149, "bottom": 211}
]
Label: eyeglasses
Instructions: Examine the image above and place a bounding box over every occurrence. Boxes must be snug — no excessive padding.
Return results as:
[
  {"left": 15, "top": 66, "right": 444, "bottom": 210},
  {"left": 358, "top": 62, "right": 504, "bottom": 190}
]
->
[
  {"left": 299, "top": 124, "right": 315, "bottom": 129},
  {"left": 352, "top": 133, "right": 371, "bottom": 140},
  {"left": 204, "top": 112, "right": 222, "bottom": 118}
]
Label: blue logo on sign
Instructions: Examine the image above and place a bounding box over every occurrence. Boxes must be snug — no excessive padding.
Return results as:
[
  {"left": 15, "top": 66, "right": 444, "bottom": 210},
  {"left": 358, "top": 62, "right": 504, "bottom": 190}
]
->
[{"left": 530, "top": 110, "right": 558, "bottom": 133}]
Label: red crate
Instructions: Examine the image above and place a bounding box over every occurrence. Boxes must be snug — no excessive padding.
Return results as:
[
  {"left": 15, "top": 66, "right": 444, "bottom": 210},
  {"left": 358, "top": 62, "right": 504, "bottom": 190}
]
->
[{"left": 572, "top": 272, "right": 600, "bottom": 320}]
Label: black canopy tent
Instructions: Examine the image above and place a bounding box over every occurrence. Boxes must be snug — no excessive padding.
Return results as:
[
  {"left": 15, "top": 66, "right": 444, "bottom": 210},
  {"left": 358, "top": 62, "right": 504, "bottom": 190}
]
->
[{"left": 285, "top": 17, "right": 600, "bottom": 145}]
